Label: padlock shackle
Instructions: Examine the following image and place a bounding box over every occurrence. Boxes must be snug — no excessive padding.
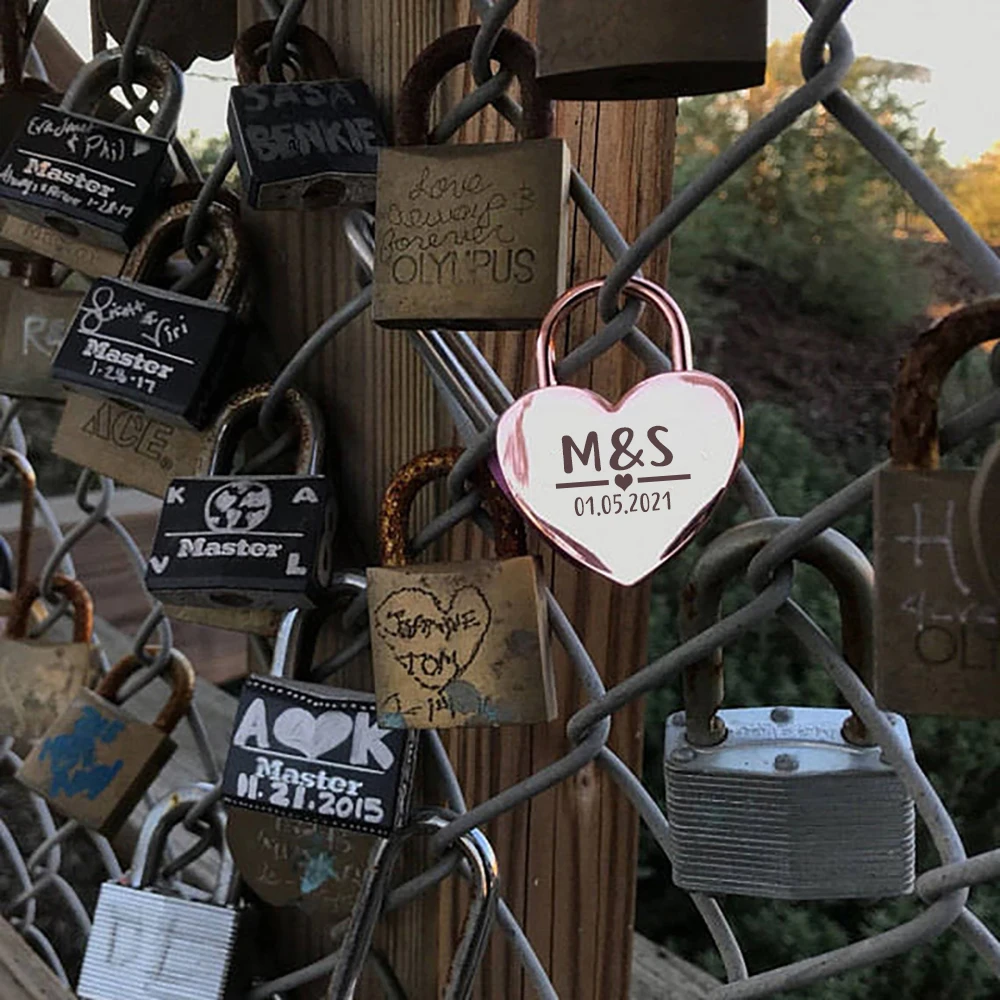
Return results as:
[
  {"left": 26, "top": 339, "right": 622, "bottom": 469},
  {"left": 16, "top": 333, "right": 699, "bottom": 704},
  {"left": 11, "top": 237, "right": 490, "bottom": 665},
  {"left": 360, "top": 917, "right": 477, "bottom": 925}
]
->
[
  {"left": 378, "top": 447, "right": 525, "bottom": 567},
  {"left": 96, "top": 648, "right": 196, "bottom": 733},
  {"left": 60, "top": 46, "right": 184, "bottom": 138},
  {"left": 130, "top": 784, "right": 238, "bottom": 906},
  {"left": 396, "top": 26, "right": 552, "bottom": 146},
  {"left": 890, "top": 298, "right": 1000, "bottom": 470},
  {"left": 6, "top": 575, "right": 94, "bottom": 643},
  {"left": 326, "top": 811, "right": 499, "bottom": 1000},
  {"left": 535, "top": 277, "right": 693, "bottom": 388},
  {"left": 680, "top": 517, "right": 874, "bottom": 747},
  {"left": 121, "top": 200, "right": 246, "bottom": 307},
  {"left": 234, "top": 20, "right": 341, "bottom": 84},
  {"left": 0, "top": 448, "right": 36, "bottom": 593},
  {"left": 200, "top": 384, "right": 324, "bottom": 476}
]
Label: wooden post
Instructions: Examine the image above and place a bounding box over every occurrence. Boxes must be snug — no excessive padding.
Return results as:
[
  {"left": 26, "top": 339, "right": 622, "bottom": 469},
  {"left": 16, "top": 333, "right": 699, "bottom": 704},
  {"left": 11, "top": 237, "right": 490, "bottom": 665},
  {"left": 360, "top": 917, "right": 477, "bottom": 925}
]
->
[{"left": 235, "top": 2, "right": 675, "bottom": 996}]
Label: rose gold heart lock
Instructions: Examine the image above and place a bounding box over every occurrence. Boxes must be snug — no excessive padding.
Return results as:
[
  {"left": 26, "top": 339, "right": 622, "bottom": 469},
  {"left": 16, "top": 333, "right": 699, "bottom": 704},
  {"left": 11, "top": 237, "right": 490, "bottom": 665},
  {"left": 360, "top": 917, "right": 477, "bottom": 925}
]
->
[{"left": 496, "top": 277, "right": 744, "bottom": 586}]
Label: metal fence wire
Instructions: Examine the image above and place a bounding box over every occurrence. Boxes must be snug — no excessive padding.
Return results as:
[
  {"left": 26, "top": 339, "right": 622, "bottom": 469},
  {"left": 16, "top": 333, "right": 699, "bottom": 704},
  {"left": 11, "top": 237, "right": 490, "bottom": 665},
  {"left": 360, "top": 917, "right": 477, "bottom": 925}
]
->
[{"left": 2, "top": 0, "right": 1000, "bottom": 997}]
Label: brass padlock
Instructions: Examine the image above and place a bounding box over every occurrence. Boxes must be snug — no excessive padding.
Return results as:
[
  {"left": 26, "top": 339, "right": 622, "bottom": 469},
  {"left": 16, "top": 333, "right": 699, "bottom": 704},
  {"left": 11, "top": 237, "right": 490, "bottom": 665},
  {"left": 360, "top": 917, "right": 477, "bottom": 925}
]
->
[
  {"left": 971, "top": 436, "right": 1000, "bottom": 599},
  {"left": 874, "top": 298, "right": 1000, "bottom": 717},
  {"left": 373, "top": 26, "right": 570, "bottom": 330},
  {"left": 367, "top": 447, "right": 556, "bottom": 729},
  {"left": 229, "top": 20, "right": 386, "bottom": 210},
  {"left": 51, "top": 199, "right": 248, "bottom": 429},
  {"left": 536, "top": 0, "right": 767, "bottom": 100},
  {"left": 17, "top": 647, "right": 195, "bottom": 837},
  {"left": 0, "top": 575, "right": 98, "bottom": 748},
  {"left": 0, "top": 46, "right": 182, "bottom": 269},
  {"left": 0, "top": 257, "right": 82, "bottom": 400}
]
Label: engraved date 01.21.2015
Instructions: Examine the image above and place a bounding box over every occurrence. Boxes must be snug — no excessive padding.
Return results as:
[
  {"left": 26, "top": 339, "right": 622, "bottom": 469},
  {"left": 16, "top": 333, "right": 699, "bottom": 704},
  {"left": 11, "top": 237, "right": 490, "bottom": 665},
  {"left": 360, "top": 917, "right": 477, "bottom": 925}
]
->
[{"left": 573, "top": 491, "right": 672, "bottom": 517}]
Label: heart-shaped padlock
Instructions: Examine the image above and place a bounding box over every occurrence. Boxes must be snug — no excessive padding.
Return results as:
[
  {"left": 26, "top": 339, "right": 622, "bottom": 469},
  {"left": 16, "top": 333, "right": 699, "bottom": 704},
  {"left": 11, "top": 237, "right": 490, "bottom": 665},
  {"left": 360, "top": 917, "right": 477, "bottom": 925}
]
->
[{"left": 495, "top": 277, "right": 743, "bottom": 586}]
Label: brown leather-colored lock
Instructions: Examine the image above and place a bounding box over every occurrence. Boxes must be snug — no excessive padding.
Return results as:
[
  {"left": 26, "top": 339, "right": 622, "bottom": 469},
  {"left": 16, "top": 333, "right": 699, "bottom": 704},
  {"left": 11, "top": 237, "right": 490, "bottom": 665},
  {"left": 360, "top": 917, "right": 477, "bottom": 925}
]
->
[
  {"left": 17, "top": 647, "right": 195, "bottom": 836},
  {"left": 874, "top": 298, "right": 1000, "bottom": 718},
  {"left": 367, "top": 447, "right": 556, "bottom": 729},
  {"left": 971, "top": 436, "right": 1000, "bottom": 600},
  {"left": 536, "top": 0, "right": 767, "bottom": 100},
  {"left": 373, "top": 26, "right": 570, "bottom": 330},
  {"left": 229, "top": 20, "right": 386, "bottom": 210},
  {"left": 0, "top": 576, "right": 98, "bottom": 748},
  {"left": 0, "top": 258, "right": 82, "bottom": 401}
]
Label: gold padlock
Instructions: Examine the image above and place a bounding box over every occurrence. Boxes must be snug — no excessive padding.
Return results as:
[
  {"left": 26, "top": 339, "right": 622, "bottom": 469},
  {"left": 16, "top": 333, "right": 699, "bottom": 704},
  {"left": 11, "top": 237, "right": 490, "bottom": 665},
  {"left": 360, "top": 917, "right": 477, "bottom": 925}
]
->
[
  {"left": 18, "top": 647, "right": 195, "bottom": 837},
  {"left": 0, "top": 576, "right": 98, "bottom": 749},
  {"left": 373, "top": 26, "right": 570, "bottom": 330},
  {"left": 367, "top": 447, "right": 556, "bottom": 729},
  {"left": 0, "top": 257, "right": 82, "bottom": 401},
  {"left": 874, "top": 298, "right": 1000, "bottom": 718}
]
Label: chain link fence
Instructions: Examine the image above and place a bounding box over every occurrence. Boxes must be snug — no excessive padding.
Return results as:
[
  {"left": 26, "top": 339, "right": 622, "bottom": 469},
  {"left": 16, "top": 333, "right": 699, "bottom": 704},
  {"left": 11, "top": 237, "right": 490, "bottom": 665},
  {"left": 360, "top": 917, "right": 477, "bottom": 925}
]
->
[{"left": 2, "top": 0, "right": 1000, "bottom": 997}]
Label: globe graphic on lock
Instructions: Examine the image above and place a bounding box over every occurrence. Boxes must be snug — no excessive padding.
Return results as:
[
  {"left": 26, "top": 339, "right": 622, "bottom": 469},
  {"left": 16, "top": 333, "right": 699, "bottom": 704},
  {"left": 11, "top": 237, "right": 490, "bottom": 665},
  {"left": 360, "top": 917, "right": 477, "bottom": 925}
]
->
[{"left": 203, "top": 481, "right": 273, "bottom": 533}]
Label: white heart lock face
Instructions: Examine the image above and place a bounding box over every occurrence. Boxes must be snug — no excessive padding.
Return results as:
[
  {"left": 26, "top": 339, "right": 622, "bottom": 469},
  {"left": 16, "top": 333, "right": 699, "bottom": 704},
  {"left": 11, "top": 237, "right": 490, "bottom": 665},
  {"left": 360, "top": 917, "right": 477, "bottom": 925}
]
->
[
  {"left": 273, "top": 707, "right": 354, "bottom": 759},
  {"left": 495, "top": 373, "right": 743, "bottom": 586}
]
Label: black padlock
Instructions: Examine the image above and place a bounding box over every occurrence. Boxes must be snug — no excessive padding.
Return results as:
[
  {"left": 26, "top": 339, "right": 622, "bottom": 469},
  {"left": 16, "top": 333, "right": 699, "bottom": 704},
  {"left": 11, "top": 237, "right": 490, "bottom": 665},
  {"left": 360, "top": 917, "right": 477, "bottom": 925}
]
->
[
  {"left": 0, "top": 46, "right": 182, "bottom": 262},
  {"left": 50, "top": 199, "right": 247, "bottom": 429},
  {"left": 145, "top": 384, "right": 336, "bottom": 614},
  {"left": 228, "top": 20, "right": 386, "bottom": 210}
]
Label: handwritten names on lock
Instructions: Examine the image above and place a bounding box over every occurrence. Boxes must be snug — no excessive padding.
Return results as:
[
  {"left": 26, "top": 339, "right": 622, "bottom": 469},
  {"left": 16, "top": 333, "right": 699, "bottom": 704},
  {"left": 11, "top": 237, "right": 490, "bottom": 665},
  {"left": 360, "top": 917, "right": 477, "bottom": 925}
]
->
[
  {"left": 50, "top": 277, "right": 234, "bottom": 426},
  {"left": 222, "top": 678, "right": 418, "bottom": 837},
  {"left": 875, "top": 469, "right": 1000, "bottom": 718},
  {"left": 228, "top": 79, "right": 386, "bottom": 208},
  {"left": 0, "top": 105, "right": 172, "bottom": 248},
  {"left": 146, "top": 475, "right": 333, "bottom": 609},
  {"left": 373, "top": 139, "right": 570, "bottom": 328}
]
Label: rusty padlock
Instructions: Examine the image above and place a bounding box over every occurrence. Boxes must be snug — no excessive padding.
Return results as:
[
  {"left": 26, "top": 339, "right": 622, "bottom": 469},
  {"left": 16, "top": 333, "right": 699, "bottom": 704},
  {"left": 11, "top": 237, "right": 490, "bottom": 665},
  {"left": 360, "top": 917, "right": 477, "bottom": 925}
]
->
[
  {"left": 17, "top": 647, "right": 195, "bottom": 837},
  {"left": 373, "top": 26, "right": 570, "bottom": 330},
  {"left": 367, "top": 447, "right": 556, "bottom": 729},
  {"left": 536, "top": 0, "right": 767, "bottom": 100},
  {"left": 0, "top": 575, "right": 98, "bottom": 748},
  {"left": 229, "top": 20, "right": 386, "bottom": 210},
  {"left": 0, "top": 46, "right": 182, "bottom": 268},
  {"left": 0, "top": 257, "right": 82, "bottom": 400},
  {"left": 874, "top": 298, "right": 1000, "bottom": 718},
  {"left": 50, "top": 199, "right": 248, "bottom": 429}
]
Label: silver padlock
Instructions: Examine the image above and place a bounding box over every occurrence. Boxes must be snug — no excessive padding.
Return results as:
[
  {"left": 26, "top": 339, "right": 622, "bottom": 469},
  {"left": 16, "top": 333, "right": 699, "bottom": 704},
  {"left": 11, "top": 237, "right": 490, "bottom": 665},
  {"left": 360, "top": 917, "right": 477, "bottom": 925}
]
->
[
  {"left": 327, "top": 812, "right": 498, "bottom": 1000},
  {"left": 78, "top": 785, "right": 253, "bottom": 1000},
  {"left": 664, "top": 517, "right": 916, "bottom": 901}
]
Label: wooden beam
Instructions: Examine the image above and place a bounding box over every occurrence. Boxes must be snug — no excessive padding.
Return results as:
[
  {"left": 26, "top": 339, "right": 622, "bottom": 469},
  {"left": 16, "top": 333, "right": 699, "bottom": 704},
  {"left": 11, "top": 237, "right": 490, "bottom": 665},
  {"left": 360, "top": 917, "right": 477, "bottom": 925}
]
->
[{"left": 0, "top": 916, "right": 77, "bottom": 1000}]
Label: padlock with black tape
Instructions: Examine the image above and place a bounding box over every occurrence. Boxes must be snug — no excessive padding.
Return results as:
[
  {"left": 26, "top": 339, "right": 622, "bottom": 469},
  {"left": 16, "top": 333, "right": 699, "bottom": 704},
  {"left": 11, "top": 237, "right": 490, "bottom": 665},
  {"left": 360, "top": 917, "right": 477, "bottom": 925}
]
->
[
  {"left": 229, "top": 20, "right": 386, "bottom": 210},
  {"left": 146, "top": 384, "right": 336, "bottom": 616}
]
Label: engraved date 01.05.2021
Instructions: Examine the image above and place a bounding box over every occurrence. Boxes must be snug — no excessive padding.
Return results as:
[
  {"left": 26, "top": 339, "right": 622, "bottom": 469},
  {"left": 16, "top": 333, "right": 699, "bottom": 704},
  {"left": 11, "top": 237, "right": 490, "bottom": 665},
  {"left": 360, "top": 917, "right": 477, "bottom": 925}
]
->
[{"left": 573, "top": 491, "right": 672, "bottom": 517}]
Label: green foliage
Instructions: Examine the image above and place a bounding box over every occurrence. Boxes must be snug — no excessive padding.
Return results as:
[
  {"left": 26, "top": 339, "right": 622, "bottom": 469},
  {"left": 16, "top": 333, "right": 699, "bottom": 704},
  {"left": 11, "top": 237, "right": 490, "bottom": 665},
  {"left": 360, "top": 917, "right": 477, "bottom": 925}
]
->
[{"left": 180, "top": 129, "right": 233, "bottom": 182}]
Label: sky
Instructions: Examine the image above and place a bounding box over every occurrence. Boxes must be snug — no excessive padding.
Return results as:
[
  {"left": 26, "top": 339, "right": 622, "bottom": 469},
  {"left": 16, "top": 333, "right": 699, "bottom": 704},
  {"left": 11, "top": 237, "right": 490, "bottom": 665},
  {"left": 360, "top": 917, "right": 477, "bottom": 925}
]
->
[{"left": 43, "top": 0, "right": 1000, "bottom": 165}]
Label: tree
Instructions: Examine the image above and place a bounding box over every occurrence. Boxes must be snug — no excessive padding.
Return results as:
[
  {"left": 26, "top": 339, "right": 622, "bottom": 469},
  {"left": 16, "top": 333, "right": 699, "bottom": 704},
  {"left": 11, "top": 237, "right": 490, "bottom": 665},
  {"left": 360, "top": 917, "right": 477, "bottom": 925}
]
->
[{"left": 950, "top": 143, "right": 1000, "bottom": 244}]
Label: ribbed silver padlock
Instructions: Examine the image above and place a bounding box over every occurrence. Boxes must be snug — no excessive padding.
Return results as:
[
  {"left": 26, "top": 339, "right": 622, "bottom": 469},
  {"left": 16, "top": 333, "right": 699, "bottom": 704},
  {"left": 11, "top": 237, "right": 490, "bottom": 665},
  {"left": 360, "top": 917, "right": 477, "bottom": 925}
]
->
[
  {"left": 78, "top": 785, "right": 252, "bottom": 1000},
  {"left": 664, "top": 517, "right": 916, "bottom": 901},
  {"left": 326, "top": 812, "right": 498, "bottom": 1000}
]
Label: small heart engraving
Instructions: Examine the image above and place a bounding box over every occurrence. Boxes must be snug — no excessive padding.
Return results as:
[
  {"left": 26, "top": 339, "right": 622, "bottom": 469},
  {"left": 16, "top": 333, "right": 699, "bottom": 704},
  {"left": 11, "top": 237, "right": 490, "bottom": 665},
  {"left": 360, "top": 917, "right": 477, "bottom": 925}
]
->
[
  {"left": 615, "top": 474, "right": 633, "bottom": 491},
  {"left": 273, "top": 708, "right": 353, "bottom": 759},
  {"left": 149, "top": 555, "right": 169, "bottom": 574}
]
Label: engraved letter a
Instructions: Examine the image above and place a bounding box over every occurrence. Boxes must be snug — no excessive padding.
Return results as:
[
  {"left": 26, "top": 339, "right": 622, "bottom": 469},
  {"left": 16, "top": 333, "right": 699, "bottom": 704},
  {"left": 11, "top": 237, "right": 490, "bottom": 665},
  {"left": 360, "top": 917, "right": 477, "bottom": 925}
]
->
[{"left": 562, "top": 432, "right": 600, "bottom": 474}]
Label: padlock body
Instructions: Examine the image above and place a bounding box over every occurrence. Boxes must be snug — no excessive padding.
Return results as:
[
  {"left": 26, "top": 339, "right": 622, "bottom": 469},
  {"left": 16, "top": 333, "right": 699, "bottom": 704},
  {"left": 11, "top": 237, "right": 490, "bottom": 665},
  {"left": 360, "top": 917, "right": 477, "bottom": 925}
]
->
[
  {"left": 53, "top": 392, "right": 205, "bottom": 497},
  {"left": 373, "top": 139, "right": 570, "bottom": 329},
  {"left": 18, "top": 687, "right": 175, "bottom": 837},
  {"left": 0, "top": 278, "right": 82, "bottom": 399},
  {"left": 222, "top": 677, "right": 418, "bottom": 837},
  {"left": 537, "top": 0, "right": 767, "bottom": 100},
  {"left": 0, "top": 636, "right": 96, "bottom": 748},
  {"left": 79, "top": 882, "right": 246, "bottom": 1000},
  {"left": 0, "top": 104, "right": 173, "bottom": 254},
  {"left": 664, "top": 707, "right": 916, "bottom": 900},
  {"left": 874, "top": 468, "right": 1000, "bottom": 718},
  {"left": 146, "top": 475, "right": 333, "bottom": 609},
  {"left": 50, "top": 276, "right": 237, "bottom": 428},
  {"left": 367, "top": 555, "right": 557, "bottom": 729},
  {"left": 228, "top": 79, "right": 386, "bottom": 210}
]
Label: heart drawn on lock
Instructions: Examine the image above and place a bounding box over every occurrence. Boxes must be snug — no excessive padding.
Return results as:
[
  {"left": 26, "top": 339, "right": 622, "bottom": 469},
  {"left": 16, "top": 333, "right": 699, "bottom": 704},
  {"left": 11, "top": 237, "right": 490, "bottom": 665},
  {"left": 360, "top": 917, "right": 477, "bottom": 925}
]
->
[
  {"left": 371, "top": 585, "right": 492, "bottom": 693},
  {"left": 273, "top": 708, "right": 353, "bottom": 759},
  {"left": 496, "top": 372, "right": 743, "bottom": 586}
]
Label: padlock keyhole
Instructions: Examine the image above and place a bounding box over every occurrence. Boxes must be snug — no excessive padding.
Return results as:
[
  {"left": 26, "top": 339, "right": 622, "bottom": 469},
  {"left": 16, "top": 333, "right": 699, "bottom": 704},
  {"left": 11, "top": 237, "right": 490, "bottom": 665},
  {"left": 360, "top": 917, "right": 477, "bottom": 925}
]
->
[{"left": 44, "top": 215, "right": 80, "bottom": 238}]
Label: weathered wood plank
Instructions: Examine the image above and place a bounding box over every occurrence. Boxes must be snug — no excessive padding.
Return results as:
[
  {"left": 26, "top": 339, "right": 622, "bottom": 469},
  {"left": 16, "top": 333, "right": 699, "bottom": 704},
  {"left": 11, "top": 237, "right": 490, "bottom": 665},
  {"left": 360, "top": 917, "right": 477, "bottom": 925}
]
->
[{"left": 0, "top": 916, "right": 76, "bottom": 1000}]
